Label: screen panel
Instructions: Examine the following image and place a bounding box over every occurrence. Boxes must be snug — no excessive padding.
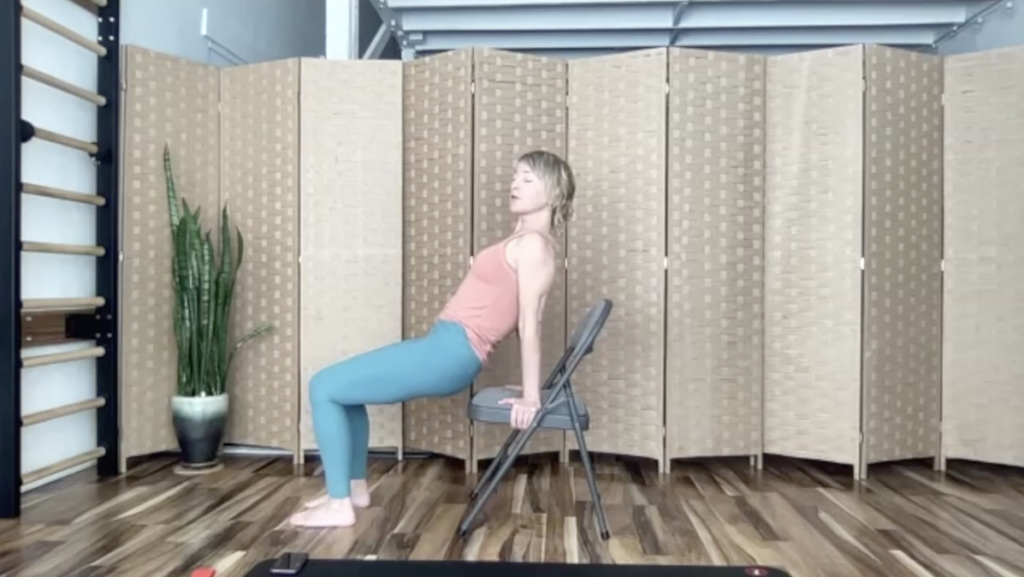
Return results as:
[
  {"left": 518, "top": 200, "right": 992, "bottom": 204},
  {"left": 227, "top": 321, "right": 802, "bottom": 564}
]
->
[
  {"left": 565, "top": 49, "right": 667, "bottom": 466},
  {"left": 942, "top": 46, "right": 1024, "bottom": 469},
  {"left": 220, "top": 59, "right": 301, "bottom": 454},
  {"left": 665, "top": 48, "right": 766, "bottom": 462},
  {"left": 298, "top": 59, "right": 404, "bottom": 452},
  {"left": 120, "top": 46, "right": 221, "bottom": 461},
  {"left": 861, "top": 45, "right": 943, "bottom": 467},
  {"left": 401, "top": 49, "right": 475, "bottom": 460},
  {"left": 763, "top": 46, "right": 863, "bottom": 467},
  {"left": 470, "top": 47, "right": 568, "bottom": 463}
]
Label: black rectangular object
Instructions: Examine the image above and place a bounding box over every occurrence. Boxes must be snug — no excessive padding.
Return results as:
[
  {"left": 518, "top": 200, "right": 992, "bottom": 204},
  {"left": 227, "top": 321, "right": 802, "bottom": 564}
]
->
[
  {"left": 65, "top": 312, "right": 100, "bottom": 340},
  {"left": 270, "top": 552, "right": 310, "bottom": 575},
  {"left": 94, "top": 0, "right": 122, "bottom": 478},
  {"left": 0, "top": 0, "right": 23, "bottom": 520},
  {"left": 245, "top": 559, "right": 790, "bottom": 577}
]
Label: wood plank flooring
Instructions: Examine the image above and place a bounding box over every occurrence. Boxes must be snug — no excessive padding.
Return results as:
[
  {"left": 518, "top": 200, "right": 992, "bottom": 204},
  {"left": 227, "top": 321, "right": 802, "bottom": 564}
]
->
[{"left": 2, "top": 453, "right": 1024, "bottom": 577}]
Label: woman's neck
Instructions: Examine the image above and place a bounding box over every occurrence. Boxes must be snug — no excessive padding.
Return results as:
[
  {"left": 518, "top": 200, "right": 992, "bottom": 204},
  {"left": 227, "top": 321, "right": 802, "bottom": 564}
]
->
[{"left": 513, "top": 210, "right": 552, "bottom": 237}]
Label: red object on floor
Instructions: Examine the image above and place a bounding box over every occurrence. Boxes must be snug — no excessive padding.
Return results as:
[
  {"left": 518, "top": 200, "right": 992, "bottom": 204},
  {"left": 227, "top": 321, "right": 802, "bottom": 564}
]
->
[{"left": 191, "top": 569, "right": 216, "bottom": 577}]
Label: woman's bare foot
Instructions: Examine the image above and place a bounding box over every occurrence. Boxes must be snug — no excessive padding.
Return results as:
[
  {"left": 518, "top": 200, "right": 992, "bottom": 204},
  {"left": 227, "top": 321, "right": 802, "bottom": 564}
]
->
[
  {"left": 350, "top": 479, "right": 371, "bottom": 507},
  {"left": 289, "top": 498, "right": 356, "bottom": 528},
  {"left": 304, "top": 480, "right": 371, "bottom": 509}
]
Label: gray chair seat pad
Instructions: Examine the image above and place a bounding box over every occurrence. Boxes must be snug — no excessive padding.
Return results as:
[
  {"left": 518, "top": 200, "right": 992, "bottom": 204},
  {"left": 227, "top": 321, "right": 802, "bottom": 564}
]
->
[{"left": 468, "top": 385, "right": 590, "bottom": 431}]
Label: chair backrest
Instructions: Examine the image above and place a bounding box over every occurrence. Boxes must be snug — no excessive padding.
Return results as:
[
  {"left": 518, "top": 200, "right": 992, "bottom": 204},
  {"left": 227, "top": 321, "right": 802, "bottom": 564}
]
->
[
  {"left": 540, "top": 299, "right": 613, "bottom": 393},
  {"left": 567, "top": 299, "right": 613, "bottom": 360}
]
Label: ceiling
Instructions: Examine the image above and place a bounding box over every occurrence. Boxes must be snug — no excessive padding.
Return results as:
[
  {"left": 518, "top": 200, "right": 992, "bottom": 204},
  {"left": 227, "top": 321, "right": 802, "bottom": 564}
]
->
[{"left": 367, "top": 0, "right": 1003, "bottom": 59}]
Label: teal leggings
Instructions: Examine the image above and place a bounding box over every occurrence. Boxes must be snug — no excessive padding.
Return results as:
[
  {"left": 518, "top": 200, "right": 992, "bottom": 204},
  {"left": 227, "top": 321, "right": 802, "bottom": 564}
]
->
[{"left": 308, "top": 320, "right": 482, "bottom": 499}]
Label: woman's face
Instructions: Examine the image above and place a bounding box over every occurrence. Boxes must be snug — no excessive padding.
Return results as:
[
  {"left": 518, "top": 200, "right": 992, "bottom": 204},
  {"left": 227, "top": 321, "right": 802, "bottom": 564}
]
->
[{"left": 509, "top": 162, "right": 549, "bottom": 216}]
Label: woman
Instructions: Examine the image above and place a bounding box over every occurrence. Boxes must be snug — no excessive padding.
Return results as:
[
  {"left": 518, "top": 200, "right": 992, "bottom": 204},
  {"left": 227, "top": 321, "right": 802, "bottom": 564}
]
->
[{"left": 290, "top": 150, "right": 576, "bottom": 528}]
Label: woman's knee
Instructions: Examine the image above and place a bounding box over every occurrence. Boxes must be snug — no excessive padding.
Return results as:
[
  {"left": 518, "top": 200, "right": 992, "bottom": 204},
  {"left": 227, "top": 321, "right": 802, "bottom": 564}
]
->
[{"left": 308, "top": 367, "right": 342, "bottom": 405}]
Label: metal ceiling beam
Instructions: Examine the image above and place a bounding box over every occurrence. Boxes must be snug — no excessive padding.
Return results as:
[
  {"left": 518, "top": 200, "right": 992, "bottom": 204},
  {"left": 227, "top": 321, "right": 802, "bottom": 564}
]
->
[
  {"left": 367, "top": 0, "right": 412, "bottom": 55},
  {"left": 411, "top": 26, "right": 943, "bottom": 51},
  {"left": 390, "top": 0, "right": 694, "bottom": 6},
  {"left": 389, "top": 0, "right": 975, "bottom": 7},
  {"left": 362, "top": 23, "right": 391, "bottom": 59},
  {"left": 668, "top": 0, "right": 692, "bottom": 45},
  {"left": 381, "top": 0, "right": 991, "bottom": 59},
  {"left": 933, "top": 0, "right": 1012, "bottom": 46},
  {"left": 396, "top": 1, "right": 970, "bottom": 31},
  {"left": 415, "top": 44, "right": 871, "bottom": 59}
]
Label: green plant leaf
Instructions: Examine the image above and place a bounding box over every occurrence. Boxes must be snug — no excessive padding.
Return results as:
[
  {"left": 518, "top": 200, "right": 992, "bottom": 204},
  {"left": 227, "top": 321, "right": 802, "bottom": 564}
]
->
[{"left": 163, "top": 144, "right": 273, "bottom": 397}]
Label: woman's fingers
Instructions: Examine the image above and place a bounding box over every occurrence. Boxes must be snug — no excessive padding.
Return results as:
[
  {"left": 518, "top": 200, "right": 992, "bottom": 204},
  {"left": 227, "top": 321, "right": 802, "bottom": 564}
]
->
[
  {"left": 505, "top": 401, "right": 540, "bottom": 429},
  {"left": 509, "top": 405, "right": 535, "bottom": 429}
]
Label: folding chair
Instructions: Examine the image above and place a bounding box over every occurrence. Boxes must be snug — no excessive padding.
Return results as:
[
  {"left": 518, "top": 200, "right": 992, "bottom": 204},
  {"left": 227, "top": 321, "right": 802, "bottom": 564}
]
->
[{"left": 457, "top": 299, "right": 614, "bottom": 540}]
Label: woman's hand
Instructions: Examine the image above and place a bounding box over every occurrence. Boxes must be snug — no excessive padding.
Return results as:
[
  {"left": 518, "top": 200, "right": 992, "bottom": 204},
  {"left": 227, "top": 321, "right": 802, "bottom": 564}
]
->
[{"left": 500, "top": 396, "right": 541, "bottom": 429}]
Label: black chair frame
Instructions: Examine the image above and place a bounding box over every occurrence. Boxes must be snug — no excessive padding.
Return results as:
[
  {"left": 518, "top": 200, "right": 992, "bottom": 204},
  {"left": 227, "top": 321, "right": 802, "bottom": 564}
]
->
[{"left": 457, "top": 299, "right": 614, "bottom": 540}]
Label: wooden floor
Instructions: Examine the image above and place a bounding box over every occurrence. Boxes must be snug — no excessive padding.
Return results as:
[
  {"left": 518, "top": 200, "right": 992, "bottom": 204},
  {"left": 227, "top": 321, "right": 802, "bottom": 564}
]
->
[{"left": 2, "top": 453, "right": 1024, "bottom": 577}]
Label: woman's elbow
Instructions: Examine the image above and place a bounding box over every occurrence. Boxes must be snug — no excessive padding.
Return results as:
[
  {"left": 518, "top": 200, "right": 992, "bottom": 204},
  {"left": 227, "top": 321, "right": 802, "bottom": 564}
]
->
[{"left": 518, "top": 318, "right": 540, "bottom": 340}]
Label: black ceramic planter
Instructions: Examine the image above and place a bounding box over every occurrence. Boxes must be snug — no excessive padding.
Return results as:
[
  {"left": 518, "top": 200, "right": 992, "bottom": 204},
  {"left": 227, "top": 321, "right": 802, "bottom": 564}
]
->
[{"left": 171, "top": 393, "right": 229, "bottom": 469}]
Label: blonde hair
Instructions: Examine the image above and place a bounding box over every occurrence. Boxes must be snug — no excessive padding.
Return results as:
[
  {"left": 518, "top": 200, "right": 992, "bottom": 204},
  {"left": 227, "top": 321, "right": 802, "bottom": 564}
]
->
[{"left": 516, "top": 150, "right": 576, "bottom": 235}]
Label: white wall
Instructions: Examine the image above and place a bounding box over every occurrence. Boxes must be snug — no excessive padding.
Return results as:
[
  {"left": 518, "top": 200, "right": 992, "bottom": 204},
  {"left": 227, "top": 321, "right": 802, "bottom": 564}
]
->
[
  {"left": 122, "top": 0, "right": 327, "bottom": 66},
  {"left": 20, "top": 0, "right": 103, "bottom": 490},
  {"left": 937, "top": 2, "right": 1021, "bottom": 55}
]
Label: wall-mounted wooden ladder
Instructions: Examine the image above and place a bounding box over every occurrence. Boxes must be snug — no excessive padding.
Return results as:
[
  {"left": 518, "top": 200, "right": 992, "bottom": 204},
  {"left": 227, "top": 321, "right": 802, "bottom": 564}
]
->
[{"left": 1, "top": 0, "right": 121, "bottom": 519}]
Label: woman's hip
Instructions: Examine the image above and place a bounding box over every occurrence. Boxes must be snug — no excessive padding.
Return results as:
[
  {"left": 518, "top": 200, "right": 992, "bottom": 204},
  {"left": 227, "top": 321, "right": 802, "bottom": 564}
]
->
[{"left": 311, "top": 320, "right": 482, "bottom": 403}]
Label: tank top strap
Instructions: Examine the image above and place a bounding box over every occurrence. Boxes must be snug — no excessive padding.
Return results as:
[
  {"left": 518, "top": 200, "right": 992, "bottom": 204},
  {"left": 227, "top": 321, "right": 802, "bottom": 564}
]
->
[
  {"left": 503, "top": 229, "right": 559, "bottom": 251},
  {"left": 492, "top": 230, "right": 559, "bottom": 279}
]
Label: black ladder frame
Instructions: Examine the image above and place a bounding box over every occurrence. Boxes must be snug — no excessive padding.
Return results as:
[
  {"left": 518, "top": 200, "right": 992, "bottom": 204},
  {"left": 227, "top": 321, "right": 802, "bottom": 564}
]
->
[{"left": 0, "top": 0, "right": 122, "bottom": 519}]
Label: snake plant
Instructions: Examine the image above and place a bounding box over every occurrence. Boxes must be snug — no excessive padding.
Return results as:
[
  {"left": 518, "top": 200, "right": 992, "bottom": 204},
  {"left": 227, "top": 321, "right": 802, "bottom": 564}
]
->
[{"left": 164, "top": 144, "right": 271, "bottom": 397}]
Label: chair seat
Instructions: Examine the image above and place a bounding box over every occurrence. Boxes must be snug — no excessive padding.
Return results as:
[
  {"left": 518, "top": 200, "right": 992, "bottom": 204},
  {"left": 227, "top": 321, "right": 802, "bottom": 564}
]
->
[{"left": 468, "top": 386, "right": 590, "bottom": 431}]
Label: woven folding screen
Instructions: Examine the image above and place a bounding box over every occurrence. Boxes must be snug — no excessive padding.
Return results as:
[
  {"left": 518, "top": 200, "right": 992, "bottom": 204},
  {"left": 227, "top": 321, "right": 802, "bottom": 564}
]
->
[
  {"left": 470, "top": 48, "right": 568, "bottom": 464},
  {"left": 401, "top": 49, "right": 475, "bottom": 460},
  {"left": 861, "top": 46, "right": 944, "bottom": 469},
  {"left": 218, "top": 61, "right": 301, "bottom": 453},
  {"left": 298, "top": 59, "right": 404, "bottom": 452},
  {"left": 116, "top": 42, "right": 1017, "bottom": 477},
  {"left": 565, "top": 49, "right": 667, "bottom": 469},
  {"left": 665, "top": 48, "right": 766, "bottom": 463},
  {"left": 119, "top": 46, "right": 221, "bottom": 462},
  {"left": 943, "top": 46, "right": 1024, "bottom": 469},
  {"left": 764, "top": 46, "right": 864, "bottom": 468},
  {"left": 765, "top": 45, "right": 944, "bottom": 474}
]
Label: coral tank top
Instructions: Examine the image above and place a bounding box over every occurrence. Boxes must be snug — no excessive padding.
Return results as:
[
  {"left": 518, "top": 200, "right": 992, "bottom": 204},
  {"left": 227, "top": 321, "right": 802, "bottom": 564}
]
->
[{"left": 437, "top": 231, "right": 553, "bottom": 362}]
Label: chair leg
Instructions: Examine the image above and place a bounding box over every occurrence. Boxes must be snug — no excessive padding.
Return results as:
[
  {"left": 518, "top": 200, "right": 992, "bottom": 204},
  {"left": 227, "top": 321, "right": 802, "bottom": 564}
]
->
[
  {"left": 457, "top": 423, "right": 537, "bottom": 537},
  {"left": 568, "top": 404, "right": 610, "bottom": 540},
  {"left": 470, "top": 428, "right": 520, "bottom": 501}
]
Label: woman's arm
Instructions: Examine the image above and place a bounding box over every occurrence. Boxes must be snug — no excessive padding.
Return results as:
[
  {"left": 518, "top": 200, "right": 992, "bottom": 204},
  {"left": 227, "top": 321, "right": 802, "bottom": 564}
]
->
[{"left": 501, "top": 232, "right": 556, "bottom": 429}]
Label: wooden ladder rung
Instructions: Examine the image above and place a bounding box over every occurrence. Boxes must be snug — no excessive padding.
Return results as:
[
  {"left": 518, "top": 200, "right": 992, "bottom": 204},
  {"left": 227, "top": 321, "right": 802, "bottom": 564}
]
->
[
  {"left": 21, "top": 346, "right": 105, "bottom": 368},
  {"left": 21, "top": 297, "right": 105, "bottom": 313},
  {"left": 22, "top": 447, "right": 106, "bottom": 485},
  {"left": 22, "top": 397, "right": 106, "bottom": 427},
  {"left": 68, "top": 0, "right": 107, "bottom": 13},
  {"left": 20, "top": 5, "right": 108, "bottom": 57},
  {"left": 22, "top": 182, "right": 105, "bottom": 206},
  {"left": 22, "top": 241, "right": 105, "bottom": 257},
  {"left": 31, "top": 126, "right": 99, "bottom": 155},
  {"left": 67, "top": 0, "right": 97, "bottom": 13},
  {"left": 22, "top": 65, "right": 106, "bottom": 107}
]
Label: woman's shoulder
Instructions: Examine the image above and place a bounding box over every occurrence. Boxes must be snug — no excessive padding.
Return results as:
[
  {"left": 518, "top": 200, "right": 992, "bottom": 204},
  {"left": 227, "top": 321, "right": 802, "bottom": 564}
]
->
[{"left": 507, "top": 231, "right": 557, "bottom": 264}]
